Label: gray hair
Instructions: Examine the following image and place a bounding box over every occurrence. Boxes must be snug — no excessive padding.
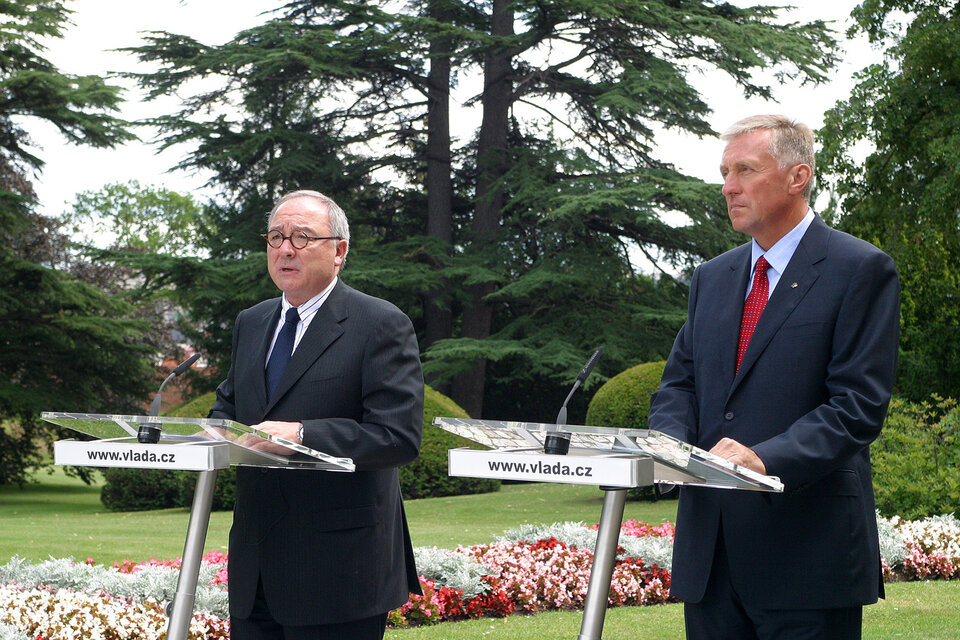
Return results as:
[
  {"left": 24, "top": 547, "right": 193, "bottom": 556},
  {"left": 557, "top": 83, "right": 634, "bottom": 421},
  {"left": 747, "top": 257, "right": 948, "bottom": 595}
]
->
[
  {"left": 266, "top": 190, "right": 350, "bottom": 262},
  {"left": 721, "top": 115, "right": 815, "bottom": 200}
]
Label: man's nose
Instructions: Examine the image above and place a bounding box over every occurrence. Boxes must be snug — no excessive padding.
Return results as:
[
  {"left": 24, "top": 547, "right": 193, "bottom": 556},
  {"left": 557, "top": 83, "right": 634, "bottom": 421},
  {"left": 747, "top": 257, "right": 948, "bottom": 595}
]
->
[{"left": 722, "top": 175, "right": 739, "bottom": 196}]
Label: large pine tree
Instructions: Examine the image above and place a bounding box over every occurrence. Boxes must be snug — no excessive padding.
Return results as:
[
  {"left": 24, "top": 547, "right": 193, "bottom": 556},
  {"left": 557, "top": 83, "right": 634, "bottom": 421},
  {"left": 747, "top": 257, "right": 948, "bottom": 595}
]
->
[{"left": 125, "top": 0, "right": 839, "bottom": 419}]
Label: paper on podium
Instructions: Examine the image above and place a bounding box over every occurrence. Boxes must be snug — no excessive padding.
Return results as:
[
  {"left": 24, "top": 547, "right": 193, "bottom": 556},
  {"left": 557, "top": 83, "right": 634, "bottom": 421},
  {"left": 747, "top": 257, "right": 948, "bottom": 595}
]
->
[
  {"left": 41, "top": 412, "right": 354, "bottom": 472},
  {"left": 434, "top": 417, "right": 782, "bottom": 492}
]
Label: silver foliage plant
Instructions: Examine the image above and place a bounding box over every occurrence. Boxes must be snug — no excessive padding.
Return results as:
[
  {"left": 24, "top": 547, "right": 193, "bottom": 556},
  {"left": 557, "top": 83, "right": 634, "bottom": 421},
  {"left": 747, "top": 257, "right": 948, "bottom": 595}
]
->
[
  {"left": 0, "top": 622, "right": 29, "bottom": 640},
  {"left": 412, "top": 547, "right": 491, "bottom": 598},
  {"left": 0, "top": 513, "right": 920, "bottom": 613},
  {"left": 876, "top": 510, "right": 908, "bottom": 568},
  {"left": 0, "top": 556, "right": 228, "bottom": 616},
  {"left": 497, "top": 521, "right": 675, "bottom": 571}
]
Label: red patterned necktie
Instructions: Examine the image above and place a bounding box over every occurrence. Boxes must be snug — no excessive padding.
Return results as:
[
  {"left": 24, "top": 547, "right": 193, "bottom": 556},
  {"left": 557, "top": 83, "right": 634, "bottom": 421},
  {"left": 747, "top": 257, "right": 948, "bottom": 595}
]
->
[{"left": 736, "top": 255, "right": 770, "bottom": 372}]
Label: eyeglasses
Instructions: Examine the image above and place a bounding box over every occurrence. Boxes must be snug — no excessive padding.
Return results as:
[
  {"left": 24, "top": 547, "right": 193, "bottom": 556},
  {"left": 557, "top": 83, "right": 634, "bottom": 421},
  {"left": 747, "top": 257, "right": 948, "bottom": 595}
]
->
[{"left": 261, "top": 231, "right": 342, "bottom": 249}]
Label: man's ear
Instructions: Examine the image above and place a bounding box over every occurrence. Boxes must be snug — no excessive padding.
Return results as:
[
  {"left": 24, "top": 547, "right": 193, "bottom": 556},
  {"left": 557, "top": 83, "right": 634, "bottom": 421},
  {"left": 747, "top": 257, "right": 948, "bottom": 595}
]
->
[{"left": 788, "top": 163, "right": 812, "bottom": 196}]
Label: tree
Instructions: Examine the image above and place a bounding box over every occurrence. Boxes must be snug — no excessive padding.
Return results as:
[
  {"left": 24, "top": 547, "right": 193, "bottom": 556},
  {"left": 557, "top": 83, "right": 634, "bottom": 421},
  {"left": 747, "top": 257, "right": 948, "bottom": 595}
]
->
[
  {"left": 818, "top": 0, "right": 960, "bottom": 401},
  {"left": 0, "top": 1, "right": 152, "bottom": 485},
  {"left": 125, "top": 0, "right": 838, "bottom": 418},
  {"left": 61, "top": 180, "right": 208, "bottom": 254}
]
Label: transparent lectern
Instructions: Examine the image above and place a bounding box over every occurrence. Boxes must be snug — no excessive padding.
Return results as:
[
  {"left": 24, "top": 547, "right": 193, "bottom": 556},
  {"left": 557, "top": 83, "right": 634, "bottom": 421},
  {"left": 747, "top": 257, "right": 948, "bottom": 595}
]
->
[
  {"left": 435, "top": 417, "right": 784, "bottom": 640},
  {"left": 41, "top": 412, "right": 354, "bottom": 640}
]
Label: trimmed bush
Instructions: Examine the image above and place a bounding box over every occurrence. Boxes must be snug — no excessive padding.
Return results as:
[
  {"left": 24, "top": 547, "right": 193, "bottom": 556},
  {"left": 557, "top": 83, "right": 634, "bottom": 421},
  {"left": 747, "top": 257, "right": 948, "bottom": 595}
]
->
[
  {"left": 100, "top": 467, "right": 184, "bottom": 512},
  {"left": 400, "top": 385, "right": 500, "bottom": 499},
  {"left": 586, "top": 361, "right": 666, "bottom": 430},
  {"left": 585, "top": 361, "right": 670, "bottom": 502},
  {"left": 873, "top": 396, "right": 960, "bottom": 520},
  {"left": 101, "top": 385, "right": 497, "bottom": 511}
]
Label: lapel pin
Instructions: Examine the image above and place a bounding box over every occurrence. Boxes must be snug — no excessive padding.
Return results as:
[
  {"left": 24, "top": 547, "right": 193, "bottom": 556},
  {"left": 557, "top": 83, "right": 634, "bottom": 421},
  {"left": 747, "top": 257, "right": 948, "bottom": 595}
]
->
[{"left": 791, "top": 282, "right": 798, "bottom": 288}]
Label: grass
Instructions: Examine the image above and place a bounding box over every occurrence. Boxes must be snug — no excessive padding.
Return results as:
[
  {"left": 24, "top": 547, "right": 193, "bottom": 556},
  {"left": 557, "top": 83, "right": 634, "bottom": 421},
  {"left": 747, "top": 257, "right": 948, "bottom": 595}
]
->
[
  {"left": 3, "top": 470, "right": 959, "bottom": 639},
  {"left": 0, "top": 471, "right": 677, "bottom": 562}
]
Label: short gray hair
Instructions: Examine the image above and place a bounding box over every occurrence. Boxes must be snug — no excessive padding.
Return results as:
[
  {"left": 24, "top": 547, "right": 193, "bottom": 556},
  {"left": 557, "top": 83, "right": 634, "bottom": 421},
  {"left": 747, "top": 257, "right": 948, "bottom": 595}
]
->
[
  {"left": 266, "top": 190, "right": 350, "bottom": 262},
  {"left": 721, "top": 115, "right": 815, "bottom": 200}
]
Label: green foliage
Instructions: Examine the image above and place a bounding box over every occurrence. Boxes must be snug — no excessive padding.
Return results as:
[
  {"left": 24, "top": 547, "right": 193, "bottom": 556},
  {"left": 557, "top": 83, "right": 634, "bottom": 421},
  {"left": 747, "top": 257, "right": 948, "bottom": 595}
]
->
[
  {"left": 100, "top": 467, "right": 184, "bottom": 512},
  {"left": 400, "top": 385, "right": 499, "bottom": 499},
  {"left": 818, "top": 1, "right": 960, "bottom": 401},
  {"left": 0, "top": 1, "right": 144, "bottom": 486},
  {"left": 873, "top": 396, "right": 960, "bottom": 520},
  {"left": 586, "top": 361, "right": 666, "bottom": 430},
  {"left": 118, "top": 0, "right": 839, "bottom": 420},
  {"left": 61, "top": 181, "right": 208, "bottom": 254},
  {"left": 586, "top": 361, "right": 671, "bottom": 502}
]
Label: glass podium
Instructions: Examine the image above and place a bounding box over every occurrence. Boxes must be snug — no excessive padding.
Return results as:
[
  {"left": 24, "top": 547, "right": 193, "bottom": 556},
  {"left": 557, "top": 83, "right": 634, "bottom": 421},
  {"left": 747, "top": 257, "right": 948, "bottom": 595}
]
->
[
  {"left": 41, "top": 412, "right": 353, "bottom": 640},
  {"left": 435, "top": 417, "right": 783, "bottom": 640}
]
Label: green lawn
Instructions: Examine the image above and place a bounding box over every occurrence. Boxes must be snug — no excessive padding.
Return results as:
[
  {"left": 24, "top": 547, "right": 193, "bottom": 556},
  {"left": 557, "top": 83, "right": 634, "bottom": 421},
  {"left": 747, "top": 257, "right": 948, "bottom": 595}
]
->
[
  {"left": 2, "top": 470, "right": 959, "bottom": 639},
  {"left": 0, "top": 470, "right": 677, "bottom": 562}
]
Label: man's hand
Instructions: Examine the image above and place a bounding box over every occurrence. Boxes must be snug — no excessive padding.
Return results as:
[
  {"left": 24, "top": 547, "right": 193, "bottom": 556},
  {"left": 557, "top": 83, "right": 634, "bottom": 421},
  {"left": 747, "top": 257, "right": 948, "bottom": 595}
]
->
[
  {"left": 709, "top": 437, "right": 766, "bottom": 475},
  {"left": 239, "top": 420, "right": 302, "bottom": 456}
]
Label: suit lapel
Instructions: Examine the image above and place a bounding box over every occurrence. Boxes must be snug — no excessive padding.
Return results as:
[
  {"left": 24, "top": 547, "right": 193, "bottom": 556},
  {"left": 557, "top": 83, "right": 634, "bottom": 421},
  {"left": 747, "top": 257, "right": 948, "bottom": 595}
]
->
[
  {"left": 264, "top": 281, "right": 348, "bottom": 413},
  {"left": 729, "top": 217, "right": 829, "bottom": 396},
  {"left": 719, "top": 248, "right": 752, "bottom": 389}
]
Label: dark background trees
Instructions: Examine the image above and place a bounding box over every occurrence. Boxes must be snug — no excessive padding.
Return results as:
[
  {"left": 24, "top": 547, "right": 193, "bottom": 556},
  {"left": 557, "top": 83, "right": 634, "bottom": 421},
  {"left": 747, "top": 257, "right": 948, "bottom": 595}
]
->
[
  {"left": 120, "top": 0, "right": 837, "bottom": 421},
  {"left": 0, "top": 1, "right": 157, "bottom": 485}
]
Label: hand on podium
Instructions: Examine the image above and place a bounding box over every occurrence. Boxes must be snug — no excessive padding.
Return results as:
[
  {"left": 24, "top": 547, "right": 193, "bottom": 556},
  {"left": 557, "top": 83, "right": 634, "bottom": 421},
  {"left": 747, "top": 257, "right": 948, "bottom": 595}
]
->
[
  {"left": 709, "top": 437, "right": 766, "bottom": 474},
  {"left": 241, "top": 420, "right": 303, "bottom": 455}
]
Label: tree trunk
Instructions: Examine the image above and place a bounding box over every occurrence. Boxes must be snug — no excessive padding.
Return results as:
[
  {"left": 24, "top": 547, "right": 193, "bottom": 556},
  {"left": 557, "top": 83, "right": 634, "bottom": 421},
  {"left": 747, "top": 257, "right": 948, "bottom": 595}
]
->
[
  {"left": 423, "top": 0, "right": 454, "bottom": 361},
  {"left": 452, "top": 0, "right": 513, "bottom": 417}
]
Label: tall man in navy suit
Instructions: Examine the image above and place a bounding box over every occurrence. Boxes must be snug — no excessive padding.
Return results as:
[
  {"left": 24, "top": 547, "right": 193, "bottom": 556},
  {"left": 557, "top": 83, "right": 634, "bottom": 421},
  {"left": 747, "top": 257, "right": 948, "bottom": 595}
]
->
[
  {"left": 649, "top": 115, "right": 899, "bottom": 640},
  {"left": 209, "top": 190, "right": 424, "bottom": 640}
]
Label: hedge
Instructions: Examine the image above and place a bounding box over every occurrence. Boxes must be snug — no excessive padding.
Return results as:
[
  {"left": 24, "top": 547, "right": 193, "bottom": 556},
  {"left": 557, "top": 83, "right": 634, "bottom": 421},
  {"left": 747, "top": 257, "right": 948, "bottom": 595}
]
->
[
  {"left": 101, "top": 385, "right": 497, "bottom": 511},
  {"left": 585, "top": 361, "right": 666, "bottom": 430},
  {"left": 873, "top": 396, "right": 960, "bottom": 520},
  {"left": 585, "top": 361, "right": 670, "bottom": 501}
]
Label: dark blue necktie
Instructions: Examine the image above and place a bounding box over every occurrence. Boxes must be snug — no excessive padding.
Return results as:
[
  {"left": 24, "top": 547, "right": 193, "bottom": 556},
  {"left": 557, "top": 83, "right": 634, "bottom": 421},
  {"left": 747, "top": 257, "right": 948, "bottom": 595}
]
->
[{"left": 266, "top": 307, "right": 300, "bottom": 400}]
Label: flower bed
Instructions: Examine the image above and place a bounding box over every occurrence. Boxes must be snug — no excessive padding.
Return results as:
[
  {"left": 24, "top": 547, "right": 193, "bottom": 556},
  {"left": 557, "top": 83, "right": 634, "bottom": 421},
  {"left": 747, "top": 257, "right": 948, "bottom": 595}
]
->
[{"left": 0, "top": 515, "right": 958, "bottom": 637}]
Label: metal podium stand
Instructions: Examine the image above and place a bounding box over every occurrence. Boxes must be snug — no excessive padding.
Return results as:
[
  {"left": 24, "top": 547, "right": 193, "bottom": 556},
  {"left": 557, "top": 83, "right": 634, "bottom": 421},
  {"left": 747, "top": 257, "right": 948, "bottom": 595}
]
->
[
  {"left": 435, "top": 417, "right": 783, "bottom": 640},
  {"left": 41, "top": 412, "right": 354, "bottom": 640}
]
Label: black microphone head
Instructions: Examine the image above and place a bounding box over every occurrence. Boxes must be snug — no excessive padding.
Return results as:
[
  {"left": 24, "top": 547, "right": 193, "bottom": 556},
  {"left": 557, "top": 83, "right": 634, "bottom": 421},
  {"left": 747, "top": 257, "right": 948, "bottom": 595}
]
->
[
  {"left": 172, "top": 353, "right": 202, "bottom": 376},
  {"left": 576, "top": 347, "right": 603, "bottom": 383}
]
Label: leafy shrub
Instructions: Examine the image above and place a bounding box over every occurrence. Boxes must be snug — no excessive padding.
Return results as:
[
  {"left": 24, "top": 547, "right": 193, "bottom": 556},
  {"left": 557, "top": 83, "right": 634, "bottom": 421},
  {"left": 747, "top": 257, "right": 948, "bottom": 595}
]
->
[
  {"left": 585, "top": 361, "right": 671, "bottom": 502},
  {"left": 100, "top": 467, "right": 184, "bottom": 512},
  {"left": 400, "top": 386, "right": 499, "bottom": 499},
  {"left": 873, "top": 396, "right": 960, "bottom": 520},
  {"left": 585, "top": 361, "right": 666, "bottom": 430}
]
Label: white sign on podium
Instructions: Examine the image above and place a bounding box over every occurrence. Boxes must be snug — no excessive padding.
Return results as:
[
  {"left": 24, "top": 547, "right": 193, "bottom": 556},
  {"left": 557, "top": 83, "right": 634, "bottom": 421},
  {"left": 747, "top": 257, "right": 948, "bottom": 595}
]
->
[{"left": 41, "top": 411, "right": 353, "bottom": 640}]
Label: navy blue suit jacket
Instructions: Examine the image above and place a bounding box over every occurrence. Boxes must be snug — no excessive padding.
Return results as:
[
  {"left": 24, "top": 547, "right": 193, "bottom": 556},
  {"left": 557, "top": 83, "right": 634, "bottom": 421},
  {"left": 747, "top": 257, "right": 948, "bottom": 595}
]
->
[
  {"left": 210, "top": 280, "right": 424, "bottom": 625},
  {"left": 649, "top": 215, "right": 899, "bottom": 609}
]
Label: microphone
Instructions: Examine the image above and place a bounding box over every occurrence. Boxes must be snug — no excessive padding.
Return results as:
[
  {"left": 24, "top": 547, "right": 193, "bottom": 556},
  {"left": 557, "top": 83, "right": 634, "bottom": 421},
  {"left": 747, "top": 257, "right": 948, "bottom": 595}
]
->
[
  {"left": 138, "top": 353, "right": 202, "bottom": 444},
  {"left": 544, "top": 347, "right": 603, "bottom": 455}
]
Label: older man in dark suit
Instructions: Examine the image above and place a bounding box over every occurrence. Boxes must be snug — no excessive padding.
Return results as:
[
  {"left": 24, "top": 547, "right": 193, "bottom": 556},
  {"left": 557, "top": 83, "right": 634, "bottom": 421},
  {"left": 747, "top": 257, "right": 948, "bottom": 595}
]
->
[
  {"left": 649, "top": 115, "right": 899, "bottom": 640},
  {"left": 209, "top": 190, "right": 424, "bottom": 640}
]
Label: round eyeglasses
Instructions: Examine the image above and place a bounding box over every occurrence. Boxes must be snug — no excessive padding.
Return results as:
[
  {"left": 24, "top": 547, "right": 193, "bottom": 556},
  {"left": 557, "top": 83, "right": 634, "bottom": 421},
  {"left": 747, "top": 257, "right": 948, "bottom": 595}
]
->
[{"left": 261, "top": 231, "right": 342, "bottom": 249}]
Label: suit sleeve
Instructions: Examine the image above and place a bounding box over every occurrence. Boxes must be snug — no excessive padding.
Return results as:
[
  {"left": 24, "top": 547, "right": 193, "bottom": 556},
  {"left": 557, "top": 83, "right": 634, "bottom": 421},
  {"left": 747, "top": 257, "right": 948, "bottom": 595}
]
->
[
  {"left": 648, "top": 266, "right": 700, "bottom": 444},
  {"left": 299, "top": 307, "right": 424, "bottom": 471},
  {"left": 751, "top": 249, "right": 900, "bottom": 489}
]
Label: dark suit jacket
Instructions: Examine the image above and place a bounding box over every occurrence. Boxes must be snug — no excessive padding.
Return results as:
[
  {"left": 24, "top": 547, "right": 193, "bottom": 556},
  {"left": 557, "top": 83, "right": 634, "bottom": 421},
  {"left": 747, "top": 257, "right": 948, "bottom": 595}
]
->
[
  {"left": 649, "top": 215, "right": 899, "bottom": 610},
  {"left": 209, "top": 279, "right": 424, "bottom": 625}
]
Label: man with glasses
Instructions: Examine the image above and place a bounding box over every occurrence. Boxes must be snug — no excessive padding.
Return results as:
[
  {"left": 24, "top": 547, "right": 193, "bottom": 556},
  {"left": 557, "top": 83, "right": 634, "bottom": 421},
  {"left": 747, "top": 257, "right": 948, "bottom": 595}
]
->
[
  {"left": 650, "top": 116, "right": 899, "bottom": 639},
  {"left": 209, "top": 190, "right": 424, "bottom": 639}
]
